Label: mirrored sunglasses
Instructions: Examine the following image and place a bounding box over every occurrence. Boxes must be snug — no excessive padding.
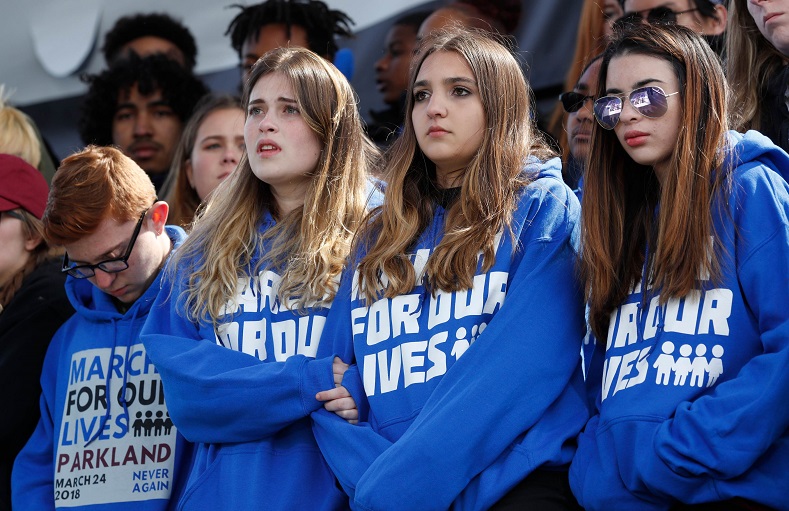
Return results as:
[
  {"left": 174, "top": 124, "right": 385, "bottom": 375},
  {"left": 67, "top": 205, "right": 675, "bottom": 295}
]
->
[
  {"left": 593, "top": 86, "right": 679, "bottom": 130},
  {"left": 559, "top": 91, "right": 595, "bottom": 113}
]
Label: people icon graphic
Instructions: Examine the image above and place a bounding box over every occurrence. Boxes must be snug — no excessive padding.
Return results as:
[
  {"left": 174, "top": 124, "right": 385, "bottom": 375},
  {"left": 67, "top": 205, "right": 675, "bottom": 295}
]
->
[
  {"left": 132, "top": 410, "right": 173, "bottom": 437},
  {"left": 450, "top": 322, "right": 487, "bottom": 360},
  {"left": 652, "top": 341, "right": 724, "bottom": 388}
]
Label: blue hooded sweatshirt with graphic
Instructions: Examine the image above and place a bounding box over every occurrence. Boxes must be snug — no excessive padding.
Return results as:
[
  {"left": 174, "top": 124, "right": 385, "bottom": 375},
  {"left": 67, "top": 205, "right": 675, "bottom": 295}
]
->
[
  {"left": 312, "top": 158, "right": 589, "bottom": 511},
  {"left": 140, "top": 211, "right": 349, "bottom": 510},
  {"left": 12, "top": 226, "right": 191, "bottom": 511},
  {"left": 570, "top": 130, "right": 789, "bottom": 510}
]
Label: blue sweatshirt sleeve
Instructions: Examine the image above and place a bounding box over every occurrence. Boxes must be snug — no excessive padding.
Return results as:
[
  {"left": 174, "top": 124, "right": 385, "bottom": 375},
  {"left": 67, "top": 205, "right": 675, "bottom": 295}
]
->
[
  {"left": 140, "top": 267, "right": 335, "bottom": 444},
  {"left": 11, "top": 332, "right": 63, "bottom": 511},
  {"left": 311, "top": 268, "right": 387, "bottom": 500},
  {"left": 351, "top": 224, "right": 587, "bottom": 511},
  {"left": 623, "top": 180, "right": 789, "bottom": 501}
]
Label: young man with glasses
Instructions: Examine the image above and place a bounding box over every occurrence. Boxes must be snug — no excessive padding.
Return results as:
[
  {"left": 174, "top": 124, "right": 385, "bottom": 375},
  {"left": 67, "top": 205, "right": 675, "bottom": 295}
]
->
[{"left": 12, "top": 145, "right": 190, "bottom": 511}]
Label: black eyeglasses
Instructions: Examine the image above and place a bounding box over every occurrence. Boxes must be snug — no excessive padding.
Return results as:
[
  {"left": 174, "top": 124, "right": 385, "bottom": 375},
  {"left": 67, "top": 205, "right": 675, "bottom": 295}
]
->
[
  {"left": 593, "top": 86, "right": 679, "bottom": 130},
  {"left": 62, "top": 210, "right": 148, "bottom": 279},
  {"left": 559, "top": 91, "right": 595, "bottom": 113},
  {"left": 614, "top": 7, "right": 699, "bottom": 30}
]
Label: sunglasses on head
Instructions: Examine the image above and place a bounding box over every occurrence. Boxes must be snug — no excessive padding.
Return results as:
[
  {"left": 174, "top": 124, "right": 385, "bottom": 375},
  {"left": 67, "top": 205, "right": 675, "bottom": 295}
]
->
[
  {"left": 613, "top": 6, "right": 699, "bottom": 30},
  {"left": 593, "top": 86, "right": 679, "bottom": 130},
  {"left": 559, "top": 91, "right": 594, "bottom": 113}
]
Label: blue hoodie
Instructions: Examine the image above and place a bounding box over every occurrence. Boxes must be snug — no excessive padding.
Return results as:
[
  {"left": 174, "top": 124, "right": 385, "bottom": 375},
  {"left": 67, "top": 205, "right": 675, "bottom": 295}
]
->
[
  {"left": 312, "top": 158, "right": 589, "bottom": 511},
  {"left": 139, "top": 211, "right": 349, "bottom": 510},
  {"left": 12, "top": 226, "right": 191, "bottom": 511},
  {"left": 570, "top": 130, "right": 789, "bottom": 510}
]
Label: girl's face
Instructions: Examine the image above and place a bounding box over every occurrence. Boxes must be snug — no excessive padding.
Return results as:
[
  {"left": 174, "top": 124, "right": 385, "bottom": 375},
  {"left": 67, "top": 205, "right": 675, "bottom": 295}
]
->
[
  {"left": 411, "top": 51, "right": 485, "bottom": 188},
  {"left": 187, "top": 107, "right": 245, "bottom": 201},
  {"left": 244, "top": 72, "right": 322, "bottom": 214},
  {"left": 0, "top": 211, "right": 33, "bottom": 289},
  {"left": 747, "top": 0, "right": 789, "bottom": 56},
  {"left": 605, "top": 54, "right": 682, "bottom": 184}
]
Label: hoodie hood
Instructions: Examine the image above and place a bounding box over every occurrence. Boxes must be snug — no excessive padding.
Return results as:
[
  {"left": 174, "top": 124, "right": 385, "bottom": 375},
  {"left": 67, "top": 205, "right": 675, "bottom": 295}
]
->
[
  {"left": 65, "top": 225, "right": 186, "bottom": 321},
  {"left": 726, "top": 129, "right": 789, "bottom": 183}
]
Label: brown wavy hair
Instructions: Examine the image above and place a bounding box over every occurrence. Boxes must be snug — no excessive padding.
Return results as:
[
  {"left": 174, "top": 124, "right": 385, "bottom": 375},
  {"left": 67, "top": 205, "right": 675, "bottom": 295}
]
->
[
  {"left": 581, "top": 24, "right": 731, "bottom": 340},
  {"left": 356, "top": 26, "right": 553, "bottom": 303}
]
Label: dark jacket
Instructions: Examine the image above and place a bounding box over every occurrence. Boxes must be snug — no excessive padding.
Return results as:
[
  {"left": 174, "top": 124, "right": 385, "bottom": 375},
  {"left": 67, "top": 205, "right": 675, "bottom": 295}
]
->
[{"left": 0, "top": 257, "right": 73, "bottom": 511}]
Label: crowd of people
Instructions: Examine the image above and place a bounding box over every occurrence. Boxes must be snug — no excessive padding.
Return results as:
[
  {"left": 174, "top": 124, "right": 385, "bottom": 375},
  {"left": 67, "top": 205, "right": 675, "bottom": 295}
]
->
[{"left": 1, "top": 0, "right": 788, "bottom": 510}]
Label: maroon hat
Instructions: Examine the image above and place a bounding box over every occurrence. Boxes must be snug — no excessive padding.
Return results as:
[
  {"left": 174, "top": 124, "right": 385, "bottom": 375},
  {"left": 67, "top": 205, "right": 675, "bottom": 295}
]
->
[{"left": 0, "top": 154, "right": 49, "bottom": 219}]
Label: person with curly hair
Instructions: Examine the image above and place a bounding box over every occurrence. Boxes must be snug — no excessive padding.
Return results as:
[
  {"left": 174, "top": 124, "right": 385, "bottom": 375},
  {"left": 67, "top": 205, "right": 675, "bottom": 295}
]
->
[
  {"left": 225, "top": 0, "right": 354, "bottom": 84},
  {"left": 101, "top": 12, "right": 198, "bottom": 70},
  {"left": 79, "top": 54, "right": 208, "bottom": 192}
]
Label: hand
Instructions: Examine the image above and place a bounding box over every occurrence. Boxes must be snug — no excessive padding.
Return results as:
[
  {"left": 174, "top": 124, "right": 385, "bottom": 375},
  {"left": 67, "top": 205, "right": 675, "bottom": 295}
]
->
[
  {"left": 316, "top": 386, "right": 358, "bottom": 424},
  {"left": 332, "top": 356, "right": 349, "bottom": 387}
]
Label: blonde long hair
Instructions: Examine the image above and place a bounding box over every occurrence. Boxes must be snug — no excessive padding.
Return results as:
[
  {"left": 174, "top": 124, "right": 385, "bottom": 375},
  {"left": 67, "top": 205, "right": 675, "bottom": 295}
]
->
[
  {"left": 581, "top": 24, "right": 731, "bottom": 340},
  {"left": 357, "top": 27, "right": 553, "bottom": 303},
  {"left": 726, "top": 0, "right": 787, "bottom": 132},
  {"left": 172, "top": 47, "right": 376, "bottom": 327}
]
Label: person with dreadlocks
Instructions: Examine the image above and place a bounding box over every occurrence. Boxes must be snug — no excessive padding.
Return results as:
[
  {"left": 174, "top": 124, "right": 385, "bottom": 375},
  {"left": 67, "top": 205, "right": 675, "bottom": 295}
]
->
[{"left": 225, "top": 0, "right": 354, "bottom": 84}]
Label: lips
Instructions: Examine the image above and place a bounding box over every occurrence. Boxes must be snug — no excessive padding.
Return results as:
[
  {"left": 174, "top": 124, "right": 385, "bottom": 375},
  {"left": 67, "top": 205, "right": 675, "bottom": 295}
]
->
[
  {"left": 256, "top": 140, "right": 281, "bottom": 156},
  {"left": 572, "top": 128, "right": 592, "bottom": 141},
  {"left": 624, "top": 130, "right": 649, "bottom": 147},
  {"left": 109, "top": 286, "right": 127, "bottom": 298},
  {"left": 128, "top": 142, "right": 161, "bottom": 160},
  {"left": 428, "top": 125, "right": 449, "bottom": 136},
  {"left": 764, "top": 12, "right": 782, "bottom": 25}
]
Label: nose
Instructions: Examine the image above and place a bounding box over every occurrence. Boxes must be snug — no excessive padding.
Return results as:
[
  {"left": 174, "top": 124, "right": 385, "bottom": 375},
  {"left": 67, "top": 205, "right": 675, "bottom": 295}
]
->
[
  {"left": 619, "top": 96, "right": 640, "bottom": 124},
  {"left": 91, "top": 269, "right": 116, "bottom": 291},
  {"left": 375, "top": 53, "right": 389, "bottom": 73},
  {"left": 133, "top": 111, "right": 152, "bottom": 137},
  {"left": 224, "top": 146, "right": 241, "bottom": 164},
  {"left": 576, "top": 98, "right": 594, "bottom": 122},
  {"left": 426, "top": 95, "right": 447, "bottom": 119},
  {"left": 258, "top": 113, "right": 277, "bottom": 133}
]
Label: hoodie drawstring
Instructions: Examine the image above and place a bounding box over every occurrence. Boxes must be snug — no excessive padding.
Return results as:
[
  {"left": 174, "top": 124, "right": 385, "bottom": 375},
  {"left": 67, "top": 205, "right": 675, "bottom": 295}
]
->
[{"left": 84, "top": 307, "right": 139, "bottom": 446}]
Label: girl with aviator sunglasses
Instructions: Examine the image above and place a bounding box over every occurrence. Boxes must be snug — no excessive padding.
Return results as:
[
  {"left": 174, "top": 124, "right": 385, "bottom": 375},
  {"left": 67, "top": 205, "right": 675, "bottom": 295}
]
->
[{"left": 571, "top": 23, "right": 789, "bottom": 510}]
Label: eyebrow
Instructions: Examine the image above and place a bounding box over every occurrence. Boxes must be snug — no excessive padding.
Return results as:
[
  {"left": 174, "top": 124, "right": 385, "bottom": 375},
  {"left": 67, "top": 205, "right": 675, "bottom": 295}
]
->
[
  {"left": 69, "top": 240, "right": 127, "bottom": 265},
  {"left": 605, "top": 77, "right": 665, "bottom": 94},
  {"left": 248, "top": 96, "right": 298, "bottom": 106},
  {"left": 114, "top": 99, "right": 171, "bottom": 112},
  {"left": 413, "top": 76, "right": 477, "bottom": 88}
]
